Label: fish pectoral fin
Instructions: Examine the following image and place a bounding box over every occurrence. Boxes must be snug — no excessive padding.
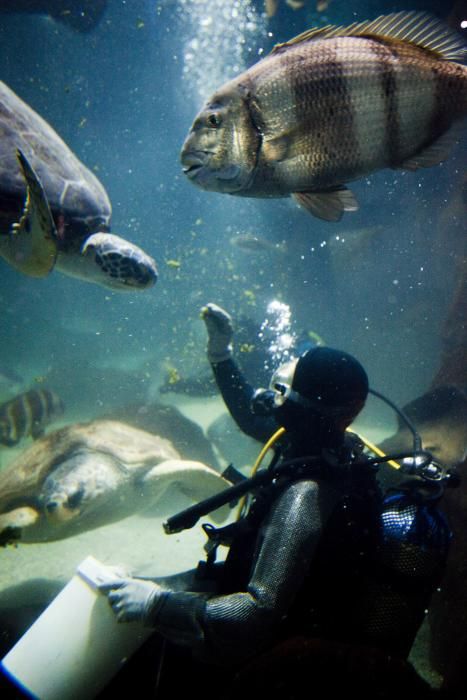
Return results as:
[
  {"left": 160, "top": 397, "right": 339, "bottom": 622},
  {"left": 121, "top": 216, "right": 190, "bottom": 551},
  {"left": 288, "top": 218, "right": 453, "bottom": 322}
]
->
[
  {"left": 262, "top": 136, "right": 289, "bottom": 163},
  {"left": 293, "top": 187, "right": 358, "bottom": 221},
  {"left": 5, "top": 150, "right": 58, "bottom": 278},
  {"left": 398, "top": 126, "right": 463, "bottom": 171}
]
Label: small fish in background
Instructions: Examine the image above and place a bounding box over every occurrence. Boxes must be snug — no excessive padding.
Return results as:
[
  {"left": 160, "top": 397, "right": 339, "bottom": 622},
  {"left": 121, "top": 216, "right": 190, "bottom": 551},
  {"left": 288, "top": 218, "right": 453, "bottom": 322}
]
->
[
  {"left": 295, "top": 329, "right": 326, "bottom": 352},
  {"left": 286, "top": 0, "right": 306, "bottom": 9},
  {"left": 159, "top": 372, "right": 219, "bottom": 398},
  {"left": 165, "top": 366, "right": 182, "bottom": 386},
  {"left": 230, "top": 232, "right": 287, "bottom": 254},
  {"left": 181, "top": 12, "right": 467, "bottom": 222},
  {"left": 265, "top": 0, "right": 306, "bottom": 17},
  {"left": 316, "top": 0, "right": 331, "bottom": 12},
  {"left": 0, "top": 389, "right": 64, "bottom": 447},
  {"left": 165, "top": 259, "right": 182, "bottom": 270},
  {"left": 265, "top": 0, "right": 279, "bottom": 18}
]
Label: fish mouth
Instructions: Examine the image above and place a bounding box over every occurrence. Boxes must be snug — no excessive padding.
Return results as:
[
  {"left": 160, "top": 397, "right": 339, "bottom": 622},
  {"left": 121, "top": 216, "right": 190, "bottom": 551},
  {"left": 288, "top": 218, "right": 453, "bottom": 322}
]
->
[
  {"left": 181, "top": 150, "right": 244, "bottom": 191},
  {"left": 181, "top": 151, "right": 210, "bottom": 180},
  {"left": 184, "top": 164, "right": 203, "bottom": 179}
]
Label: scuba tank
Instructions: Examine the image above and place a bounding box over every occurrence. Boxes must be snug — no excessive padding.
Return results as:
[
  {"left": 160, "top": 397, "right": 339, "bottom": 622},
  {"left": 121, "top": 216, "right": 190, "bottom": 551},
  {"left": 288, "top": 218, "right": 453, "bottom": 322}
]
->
[{"left": 371, "top": 476, "right": 452, "bottom": 656}]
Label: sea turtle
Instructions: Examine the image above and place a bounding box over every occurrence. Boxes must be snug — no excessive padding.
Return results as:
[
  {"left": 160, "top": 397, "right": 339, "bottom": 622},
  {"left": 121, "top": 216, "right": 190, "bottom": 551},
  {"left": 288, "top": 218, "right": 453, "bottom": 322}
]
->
[
  {"left": 0, "top": 81, "right": 157, "bottom": 290},
  {"left": 0, "top": 419, "right": 230, "bottom": 544}
]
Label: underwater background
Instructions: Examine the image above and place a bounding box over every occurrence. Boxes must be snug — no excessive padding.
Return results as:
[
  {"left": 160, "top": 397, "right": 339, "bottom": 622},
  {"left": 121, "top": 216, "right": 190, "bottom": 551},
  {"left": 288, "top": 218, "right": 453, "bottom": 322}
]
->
[{"left": 0, "top": 0, "right": 465, "bottom": 697}]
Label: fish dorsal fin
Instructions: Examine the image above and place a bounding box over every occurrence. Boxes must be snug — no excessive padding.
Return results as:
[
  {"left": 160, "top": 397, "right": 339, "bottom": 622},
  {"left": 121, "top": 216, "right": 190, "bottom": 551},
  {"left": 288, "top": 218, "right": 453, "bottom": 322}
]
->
[{"left": 271, "top": 11, "right": 467, "bottom": 62}]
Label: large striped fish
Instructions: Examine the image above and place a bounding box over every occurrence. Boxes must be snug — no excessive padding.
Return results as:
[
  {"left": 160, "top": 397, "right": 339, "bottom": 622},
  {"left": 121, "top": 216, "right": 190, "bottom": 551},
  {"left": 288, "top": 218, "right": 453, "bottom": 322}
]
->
[
  {"left": 181, "top": 12, "right": 467, "bottom": 221},
  {"left": 0, "top": 389, "right": 64, "bottom": 446}
]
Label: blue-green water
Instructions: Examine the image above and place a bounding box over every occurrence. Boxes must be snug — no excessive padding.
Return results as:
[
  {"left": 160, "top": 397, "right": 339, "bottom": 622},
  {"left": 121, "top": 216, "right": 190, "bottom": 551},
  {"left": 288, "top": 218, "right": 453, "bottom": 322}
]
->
[
  {"left": 0, "top": 0, "right": 463, "bottom": 419},
  {"left": 0, "top": 1, "right": 465, "bottom": 697}
]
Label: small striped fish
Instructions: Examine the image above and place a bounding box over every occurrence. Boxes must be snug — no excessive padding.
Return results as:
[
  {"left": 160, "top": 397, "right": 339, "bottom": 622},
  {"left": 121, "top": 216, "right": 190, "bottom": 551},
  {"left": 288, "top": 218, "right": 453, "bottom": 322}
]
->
[
  {"left": 181, "top": 11, "right": 467, "bottom": 221},
  {"left": 0, "top": 389, "right": 64, "bottom": 446}
]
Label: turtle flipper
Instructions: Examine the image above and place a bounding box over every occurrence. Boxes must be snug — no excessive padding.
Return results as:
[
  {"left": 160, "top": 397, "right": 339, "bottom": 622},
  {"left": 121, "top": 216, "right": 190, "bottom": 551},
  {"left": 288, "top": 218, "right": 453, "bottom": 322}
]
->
[
  {"left": 0, "top": 150, "right": 58, "bottom": 277},
  {"left": 0, "top": 506, "right": 39, "bottom": 546},
  {"left": 141, "top": 460, "right": 230, "bottom": 523},
  {"left": 80, "top": 232, "right": 158, "bottom": 290}
]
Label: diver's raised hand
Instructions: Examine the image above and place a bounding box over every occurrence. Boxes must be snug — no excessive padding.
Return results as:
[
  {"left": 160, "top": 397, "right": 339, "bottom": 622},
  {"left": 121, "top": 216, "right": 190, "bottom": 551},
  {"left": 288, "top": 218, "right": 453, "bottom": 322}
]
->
[
  {"left": 99, "top": 577, "right": 165, "bottom": 626},
  {"left": 201, "top": 303, "right": 233, "bottom": 363}
]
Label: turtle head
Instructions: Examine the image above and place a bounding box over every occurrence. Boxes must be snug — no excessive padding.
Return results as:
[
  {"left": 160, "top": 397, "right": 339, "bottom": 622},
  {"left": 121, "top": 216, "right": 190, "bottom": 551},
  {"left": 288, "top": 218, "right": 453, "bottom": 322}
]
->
[
  {"left": 80, "top": 232, "right": 158, "bottom": 291},
  {"left": 39, "top": 450, "right": 121, "bottom": 531},
  {"left": 40, "top": 472, "right": 93, "bottom": 526},
  {"left": 54, "top": 232, "right": 158, "bottom": 291},
  {"left": 42, "top": 484, "right": 86, "bottom": 523}
]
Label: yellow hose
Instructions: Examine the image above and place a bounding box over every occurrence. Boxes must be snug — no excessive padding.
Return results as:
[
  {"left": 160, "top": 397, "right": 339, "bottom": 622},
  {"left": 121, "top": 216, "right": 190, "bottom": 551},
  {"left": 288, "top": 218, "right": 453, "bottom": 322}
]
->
[
  {"left": 236, "top": 427, "right": 285, "bottom": 518},
  {"left": 236, "top": 426, "right": 399, "bottom": 520},
  {"left": 347, "top": 428, "right": 401, "bottom": 469},
  {"left": 250, "top": 427, "right": 286, "bottom": 477}
]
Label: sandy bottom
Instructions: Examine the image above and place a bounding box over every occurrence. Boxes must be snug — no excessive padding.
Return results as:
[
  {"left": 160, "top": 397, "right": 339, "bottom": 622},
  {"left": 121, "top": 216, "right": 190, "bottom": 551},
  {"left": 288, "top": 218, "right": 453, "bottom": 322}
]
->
[{"left": 0, "top": 397, "right": 232, "bottom": 603}]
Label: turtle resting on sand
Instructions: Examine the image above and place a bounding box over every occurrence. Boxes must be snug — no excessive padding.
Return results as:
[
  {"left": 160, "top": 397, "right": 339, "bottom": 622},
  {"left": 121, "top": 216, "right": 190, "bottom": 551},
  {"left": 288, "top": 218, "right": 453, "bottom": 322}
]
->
[
  {"left": 0, "top": 81, "right": 157, "bottom": 290},
  {"left": 0, "top": 419, "right": 230, "bottom": 545}
]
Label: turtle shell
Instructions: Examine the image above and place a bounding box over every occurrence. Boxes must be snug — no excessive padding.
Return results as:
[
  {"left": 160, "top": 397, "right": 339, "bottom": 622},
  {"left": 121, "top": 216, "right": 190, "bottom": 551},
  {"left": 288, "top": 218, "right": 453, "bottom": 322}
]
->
[
  {"left": 0, "top": 420, "right": 181, "bottom": 514},
  {"left": 0, "top": 81, "right": 111, "bottom": 246}
]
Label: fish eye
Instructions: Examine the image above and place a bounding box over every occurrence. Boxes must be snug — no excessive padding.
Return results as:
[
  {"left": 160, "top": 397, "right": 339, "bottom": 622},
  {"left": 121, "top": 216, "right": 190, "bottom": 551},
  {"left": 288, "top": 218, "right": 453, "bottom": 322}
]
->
[{"left": 207, "top": 113, "right": 222, "bottom": 128}]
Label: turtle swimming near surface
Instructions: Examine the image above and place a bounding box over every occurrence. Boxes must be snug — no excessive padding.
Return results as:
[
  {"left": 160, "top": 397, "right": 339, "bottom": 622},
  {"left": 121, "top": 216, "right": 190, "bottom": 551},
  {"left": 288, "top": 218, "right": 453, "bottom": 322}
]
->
[
  {"left": 0, "top": 82, "right": 157, "bottom": 290},
  {"left": 0, "top": 419, "right": 230, "bottom": 545}
]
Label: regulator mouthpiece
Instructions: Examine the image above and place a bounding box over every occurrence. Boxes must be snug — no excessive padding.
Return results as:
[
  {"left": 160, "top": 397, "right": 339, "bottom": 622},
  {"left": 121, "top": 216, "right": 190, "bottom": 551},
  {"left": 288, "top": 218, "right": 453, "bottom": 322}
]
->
[{"left": 250, "top": 388, "right": 276, "bottom": 416}]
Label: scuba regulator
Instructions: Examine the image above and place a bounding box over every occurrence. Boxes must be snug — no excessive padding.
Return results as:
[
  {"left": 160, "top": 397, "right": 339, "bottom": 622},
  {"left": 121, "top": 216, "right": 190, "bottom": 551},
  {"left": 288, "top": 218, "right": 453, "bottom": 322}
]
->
[{"left": 163, "top": 385, "right": 459, "bottom": 535}]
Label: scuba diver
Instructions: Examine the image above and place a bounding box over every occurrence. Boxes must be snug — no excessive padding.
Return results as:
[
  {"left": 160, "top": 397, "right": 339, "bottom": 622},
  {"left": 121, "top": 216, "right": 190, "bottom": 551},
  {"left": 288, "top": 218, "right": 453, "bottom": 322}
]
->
[{"left": 99, "top": 303, "right": 452, "bottom": 698}]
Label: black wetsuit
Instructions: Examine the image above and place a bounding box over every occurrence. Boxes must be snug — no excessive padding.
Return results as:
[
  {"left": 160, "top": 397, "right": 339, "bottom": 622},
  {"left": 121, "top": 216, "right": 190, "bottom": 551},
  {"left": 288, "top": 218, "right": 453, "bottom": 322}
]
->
[
  {"left": 96, "top": 357, "right": 450, "bottom": 700},
  {"left": 147, "top": 359, "right": 449, "bottom": 669}
]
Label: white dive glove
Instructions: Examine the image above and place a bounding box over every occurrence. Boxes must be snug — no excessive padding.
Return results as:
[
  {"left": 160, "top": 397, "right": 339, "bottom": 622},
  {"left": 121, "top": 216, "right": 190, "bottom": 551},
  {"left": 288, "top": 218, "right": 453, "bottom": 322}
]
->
[
  {"left": 99, "top": 577, "right": 165, "bottom": 626},
  {"left": 200, "top": 303, "right": 234, "bottom": 364}
]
